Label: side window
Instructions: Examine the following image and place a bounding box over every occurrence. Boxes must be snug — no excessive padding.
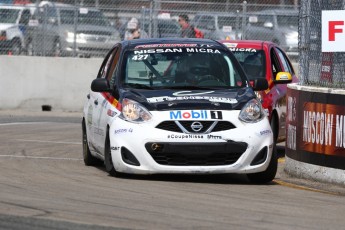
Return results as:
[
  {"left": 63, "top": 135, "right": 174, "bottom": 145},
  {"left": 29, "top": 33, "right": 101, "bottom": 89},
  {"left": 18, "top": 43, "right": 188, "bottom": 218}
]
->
[
  {"left": 97, "top": 48, "right": 116, "bottom": 79},
  {"left": 270, "top": 47, "right": 281, "bottom": 78},
  {"left": 198, "top": 16, "right": 215, "bottom": 30},
  {"left": 108, "top": 47, "right": 121, "bottom": 86},
  {"left": 19, "top": 10, "right": 31, "bottom": 25},
  {"left": 275, "top": 47, "right": 294, "bottom": 74}
]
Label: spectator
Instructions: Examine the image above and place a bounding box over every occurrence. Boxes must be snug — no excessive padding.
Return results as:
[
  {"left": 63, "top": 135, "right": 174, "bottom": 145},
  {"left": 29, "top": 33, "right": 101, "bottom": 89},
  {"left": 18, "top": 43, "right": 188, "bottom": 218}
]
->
[
  {"left": 124, "top": 17, "right": 148, "bottom": 40},
  {"left": 178, "top": 14, "right": 195, "bottom": 38}
]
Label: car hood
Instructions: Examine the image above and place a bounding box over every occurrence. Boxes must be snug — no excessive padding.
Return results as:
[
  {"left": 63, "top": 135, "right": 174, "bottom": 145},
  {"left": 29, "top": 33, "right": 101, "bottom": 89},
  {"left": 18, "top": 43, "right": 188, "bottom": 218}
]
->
[
  {"left": 60, "top": 24, "right": 114, "bottom": 34},
  {"left": 120, "top": 87, "right": 255, "bottom": 111}
]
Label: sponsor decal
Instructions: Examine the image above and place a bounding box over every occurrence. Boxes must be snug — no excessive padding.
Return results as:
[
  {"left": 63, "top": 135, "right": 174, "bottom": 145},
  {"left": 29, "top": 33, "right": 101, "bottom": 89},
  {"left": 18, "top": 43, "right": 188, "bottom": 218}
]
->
[
  {"left": 101, "top": 99, "right": 108, "bottom": 108},
  {"left": 223, "top": 43, "right": 238, "bottom": 48},
  {"left": 107, "top": 109, "right": 117, "bottom": 117},
  {"left": 101, "top": 92, "right": 121, "bottom": 111},
  {"left": 147, "top": 96, "right": 237, "bottom": 104},
  {"left": 302, "top": 102, "right": 345, "bottom": 152},
  {"left": 259, "top": 129, "right": 272, "bottom": 136},
  {"left": 133, "top": 48, "right": 221, "bottom": 54},
  {"left": 111, "top": 146, "right": 120, "bottom": 150},
  {"left": 169, "top": 110, "right": 222, "bottom": 120},
  {"left": 172, "top": 91, "right": 214, "bottom": 96},
  {"left": 287, "top": 96, "right": 297, "bottom": 150},
  {"left": 210, "top": 111, "right": 222, "bottom": 119},
  {"left": 135, "top": 44, "right": 198, "bottom": 49},
  {"left": 228, "top": 48, "right": 257, "bottom": 52},
  {"left": 207, "top": 134, "right": 222, "bottom": 139},
  {"left": 114, "top": 128, "right": 133, "bottom": 135},
  {"left": 167, "top": 134, "right": 204, "bottom": 139}
]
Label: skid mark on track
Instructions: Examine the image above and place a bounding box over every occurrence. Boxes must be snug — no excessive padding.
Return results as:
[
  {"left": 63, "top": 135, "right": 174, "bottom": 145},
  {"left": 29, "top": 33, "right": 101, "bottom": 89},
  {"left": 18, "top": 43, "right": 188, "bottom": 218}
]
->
[
  {"left": 14, "top": 139, "right": 81, "bottom": 145},
  {"left": 0, "top": 155, "right": 82, "bottom": 161}
]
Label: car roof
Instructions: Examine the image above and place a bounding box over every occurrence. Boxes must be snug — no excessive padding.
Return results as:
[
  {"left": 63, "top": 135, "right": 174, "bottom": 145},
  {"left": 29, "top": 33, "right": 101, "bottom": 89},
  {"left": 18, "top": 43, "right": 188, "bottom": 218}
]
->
[
  {"left": 121, "top": 38, "right": 227, "bottom": 50},
  {"left": 219, "top": 40, "right": 275, "bottom": 50},
  {"left": 250, "top": 9, "right": 298, "bottom": 16},
  {"left": 0, "top": 4, "right": 28, "bottom": 9},
  {"left": 194, "top": 12, "right": 238, "bottom": 17}
]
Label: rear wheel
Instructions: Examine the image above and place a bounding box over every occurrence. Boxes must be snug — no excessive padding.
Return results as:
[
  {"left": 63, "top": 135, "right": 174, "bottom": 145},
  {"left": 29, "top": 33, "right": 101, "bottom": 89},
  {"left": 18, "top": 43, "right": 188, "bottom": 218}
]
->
[
  {"left": 247, "top": 147, "right": 278, "bottom": 184},
  {"left": 11, "top": 39, "right": 21, "bottom": 55},
  {"left": 53, "top": 39, "right": 62, "bottom": 57},
  {"left": 82, "top": 121, "right": 99, "bottom": 166},
  {"left": 26, "top": 40, "right": 34, "bottom": 56}
]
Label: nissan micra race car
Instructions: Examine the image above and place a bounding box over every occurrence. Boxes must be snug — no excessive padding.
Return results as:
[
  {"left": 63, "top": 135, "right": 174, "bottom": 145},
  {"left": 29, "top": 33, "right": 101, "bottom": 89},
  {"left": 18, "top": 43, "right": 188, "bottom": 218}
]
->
[{"left": 82, "top": 38, "right": 277, "bottom": 183}]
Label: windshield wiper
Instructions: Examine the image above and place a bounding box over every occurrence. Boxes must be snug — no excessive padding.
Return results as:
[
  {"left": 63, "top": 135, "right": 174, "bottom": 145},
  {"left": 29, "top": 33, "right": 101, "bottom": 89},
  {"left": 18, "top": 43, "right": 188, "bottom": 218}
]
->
[{"left": 124, "top": 83, "right": 154, "bottom": 90}]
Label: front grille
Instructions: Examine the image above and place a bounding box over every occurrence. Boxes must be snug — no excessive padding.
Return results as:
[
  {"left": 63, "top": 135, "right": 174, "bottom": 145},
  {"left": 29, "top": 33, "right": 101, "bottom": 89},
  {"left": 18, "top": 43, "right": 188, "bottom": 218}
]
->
[
  {"left": 145, "top": 142, "right": 247, "bottom": 166},
  {"left": 156, "top": 121, "right": 236, "bottom": 133}
]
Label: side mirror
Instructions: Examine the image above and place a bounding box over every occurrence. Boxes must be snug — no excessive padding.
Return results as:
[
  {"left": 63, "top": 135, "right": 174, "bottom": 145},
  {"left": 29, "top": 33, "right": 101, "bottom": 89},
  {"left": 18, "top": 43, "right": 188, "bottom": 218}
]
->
[
  {"left": 252, "top": 78, "right": 268, "bottom": 91},
  {"left": 91, "top": 78, "right": 112, "bottom": 92},
  {"left": 274, "top": 72, "right": 292, "bottom": 84}
]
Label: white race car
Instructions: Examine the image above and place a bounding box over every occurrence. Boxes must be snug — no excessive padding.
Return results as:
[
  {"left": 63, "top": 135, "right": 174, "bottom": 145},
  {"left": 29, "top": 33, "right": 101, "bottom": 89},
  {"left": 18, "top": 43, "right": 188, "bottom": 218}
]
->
[{"left": 82, "top": 38, "right": 276, "bottom": 183}]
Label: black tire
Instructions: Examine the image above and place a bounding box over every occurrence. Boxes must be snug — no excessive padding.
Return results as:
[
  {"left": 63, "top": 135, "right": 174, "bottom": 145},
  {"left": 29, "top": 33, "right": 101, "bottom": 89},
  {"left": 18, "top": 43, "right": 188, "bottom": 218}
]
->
[
  {"left": 104, "top": 132, "right": 118, "bottom": 177},
  {"left": 247, "top": 147, "right": 278, "bottom": 184},
  {"left": 26, "top": 40, "right": 34, "bottom": 56},
  {"left": 53, "top": 39, "right": 62, "bottom": 57},
  {"left": 11, "top": 39, "right": 21, "bottom": 55},
  {"left": 82, "top": 121, "right": 99, "bottom": 166},
  {"left": 270, "top": 114, "right": 278, "bottom": 145}
]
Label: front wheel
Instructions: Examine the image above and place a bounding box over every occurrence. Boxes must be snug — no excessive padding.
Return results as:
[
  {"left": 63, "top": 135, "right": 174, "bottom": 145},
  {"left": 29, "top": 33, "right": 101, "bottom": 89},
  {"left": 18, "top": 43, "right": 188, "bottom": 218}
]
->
[
  {"left": 104, "top": 132, "right": 119, "bottom": 177},
  {"left": 247, "top": 147, "right": 278, "bottom": 184}
]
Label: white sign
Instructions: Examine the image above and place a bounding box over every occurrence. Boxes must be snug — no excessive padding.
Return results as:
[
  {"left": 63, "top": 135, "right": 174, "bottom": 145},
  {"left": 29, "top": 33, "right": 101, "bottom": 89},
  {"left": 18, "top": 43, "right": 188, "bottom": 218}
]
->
[{"left": 322, "top": 10, "right": 345, "bottom": 52}]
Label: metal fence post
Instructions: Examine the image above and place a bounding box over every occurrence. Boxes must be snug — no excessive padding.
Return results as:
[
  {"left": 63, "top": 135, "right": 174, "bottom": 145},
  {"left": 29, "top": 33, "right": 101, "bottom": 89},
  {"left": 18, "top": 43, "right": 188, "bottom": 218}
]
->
[{"left": 241, "top": 1, "right": 247, "bottom": 40}]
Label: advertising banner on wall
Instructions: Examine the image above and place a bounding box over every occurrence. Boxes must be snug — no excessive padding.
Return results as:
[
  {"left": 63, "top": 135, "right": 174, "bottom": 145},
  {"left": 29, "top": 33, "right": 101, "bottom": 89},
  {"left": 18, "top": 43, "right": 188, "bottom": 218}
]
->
[
  {"left": 286, "top": 87, "right": 345, "bottom": 169},
  {"left": 322, "top": 10, "right": 345, "bottom": 52}
]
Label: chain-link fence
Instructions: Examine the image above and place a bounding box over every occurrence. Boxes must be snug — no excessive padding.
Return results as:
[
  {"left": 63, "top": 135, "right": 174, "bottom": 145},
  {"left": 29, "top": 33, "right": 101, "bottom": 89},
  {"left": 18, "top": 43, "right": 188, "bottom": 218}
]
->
[
  {"left": 299, "top": 0, "right": 345, "bottom": 89},
  {"left": 1, "top": 0, "right": 299, "bottom": 58}
]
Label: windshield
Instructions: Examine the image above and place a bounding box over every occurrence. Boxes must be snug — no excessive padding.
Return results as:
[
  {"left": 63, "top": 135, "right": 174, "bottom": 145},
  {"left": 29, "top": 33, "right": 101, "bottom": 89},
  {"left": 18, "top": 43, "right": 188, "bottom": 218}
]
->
[
  {"left": 60, "top": 9, "right": 109, "bottom": 26},
  {"left": 122, "top": 45, "right": 246, "bottom": 89},
  {"left": 277, "top": 15, "right": 298, "bottom": 29},
  {"left": 232, "top": 50, "right": 266, "bottom": 79},
  {"left": 0, "top": 9, "right": 19, "bottom": 23}
]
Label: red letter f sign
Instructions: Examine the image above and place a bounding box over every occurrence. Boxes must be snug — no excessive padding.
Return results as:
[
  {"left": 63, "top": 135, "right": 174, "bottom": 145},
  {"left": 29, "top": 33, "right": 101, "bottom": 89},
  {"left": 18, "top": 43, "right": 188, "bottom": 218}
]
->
[{"left": 329, "top": 21, "right": 344, "bottom": 41}]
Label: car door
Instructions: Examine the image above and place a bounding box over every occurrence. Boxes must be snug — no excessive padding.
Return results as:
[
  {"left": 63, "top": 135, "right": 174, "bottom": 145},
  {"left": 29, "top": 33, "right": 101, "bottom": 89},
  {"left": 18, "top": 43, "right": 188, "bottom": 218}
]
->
[
  {"left": 270, "top": 46, "right": 295, "bottom": 139},
  {"left": 93, "top": 46, "right": 121, "bottom": 154}
]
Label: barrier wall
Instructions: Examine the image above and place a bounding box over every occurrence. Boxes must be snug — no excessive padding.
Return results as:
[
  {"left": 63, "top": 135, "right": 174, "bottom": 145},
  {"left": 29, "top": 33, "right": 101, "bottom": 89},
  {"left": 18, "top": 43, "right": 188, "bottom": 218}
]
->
[
  {"left": 285, "top": 84, "right": 345, "bottom": 185},
  {"left": 0, "top": 56, "right": 298, "bottom": 111},
  {"left": 0, "top": 56, "right": 103, "bottom": 111}
]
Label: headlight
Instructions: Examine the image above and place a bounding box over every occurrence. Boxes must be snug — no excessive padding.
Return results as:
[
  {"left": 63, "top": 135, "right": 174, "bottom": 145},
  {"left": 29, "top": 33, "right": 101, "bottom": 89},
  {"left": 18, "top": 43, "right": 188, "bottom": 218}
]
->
[
  {"left": 120, "top": 98, "right": 152, "bottom": 123},
  {"left": 239, "top": 99, "right": 265, "bottom": 123},
  {"left": 66, "top": 31, "right": 86, "bottom": 43}
]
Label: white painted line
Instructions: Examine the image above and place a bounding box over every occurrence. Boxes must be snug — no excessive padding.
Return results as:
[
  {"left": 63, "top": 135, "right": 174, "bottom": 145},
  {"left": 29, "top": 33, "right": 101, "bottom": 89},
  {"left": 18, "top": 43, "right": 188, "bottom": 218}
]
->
[
  {"left": 0, "top": 122, "right": 79, "bottom": 126},
  {"left": 15, "top": 139, "right": 82, "bottom": 145},
  {"left": 0, "top": 155, "right": 82, "bottom": 161},
  {"left": 0, "top": 122, "right": 54, "bottom": 126}
]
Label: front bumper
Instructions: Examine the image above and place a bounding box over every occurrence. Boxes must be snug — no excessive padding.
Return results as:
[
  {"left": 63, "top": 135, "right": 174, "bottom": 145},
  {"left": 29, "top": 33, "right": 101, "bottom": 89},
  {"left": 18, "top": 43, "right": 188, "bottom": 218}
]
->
[{"left": 109, "top": 110, "right": 274, "bottom": 175}]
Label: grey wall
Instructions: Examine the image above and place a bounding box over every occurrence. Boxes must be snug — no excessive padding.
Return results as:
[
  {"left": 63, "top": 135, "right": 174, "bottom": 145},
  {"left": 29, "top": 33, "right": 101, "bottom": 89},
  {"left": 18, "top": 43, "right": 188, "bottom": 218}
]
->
[
  {"left": 0, "top": 56, "right": 102, "bottom": 111},
  {"left": 0, "top": 56, "right": 298, "bottom": 112}
]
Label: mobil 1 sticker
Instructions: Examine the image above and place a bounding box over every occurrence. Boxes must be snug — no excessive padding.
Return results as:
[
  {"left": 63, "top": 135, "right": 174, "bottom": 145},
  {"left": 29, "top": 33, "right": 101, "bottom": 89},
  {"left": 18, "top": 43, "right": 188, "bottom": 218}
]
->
[
  {"left": 169, "top": 110, "right": 222, "bottom": 120},
  {"left": 210, "top": 111, "right": 222, "bottom": 119}
]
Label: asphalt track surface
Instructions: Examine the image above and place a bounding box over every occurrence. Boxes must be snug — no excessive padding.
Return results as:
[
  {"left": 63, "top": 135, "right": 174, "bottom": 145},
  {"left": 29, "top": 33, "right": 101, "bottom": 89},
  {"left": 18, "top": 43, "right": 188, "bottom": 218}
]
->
[{"left": 0, "top": 110, "right": 345, "bottom": 230}]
